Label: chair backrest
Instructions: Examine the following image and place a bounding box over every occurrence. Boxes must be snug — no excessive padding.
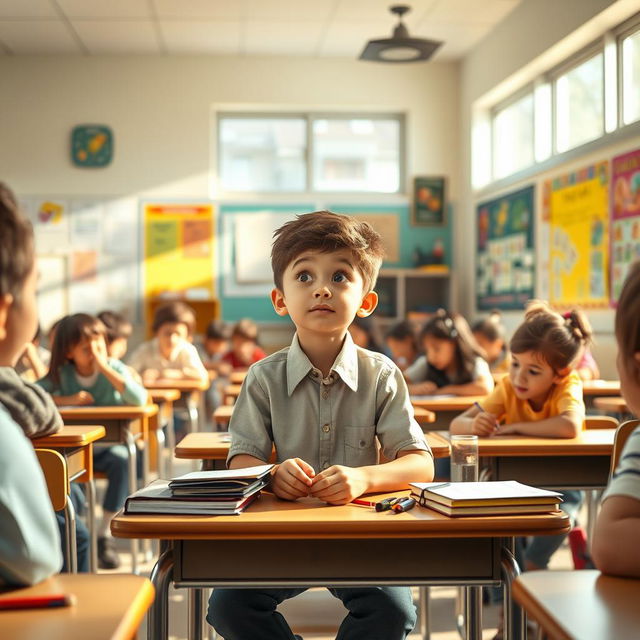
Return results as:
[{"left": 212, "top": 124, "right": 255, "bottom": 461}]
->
[
  {"left": 585, "top": 415, "right": 619, "bottom": 430},
  {"left": 34, "top": 448, "right": 68, "bottom": 511},
  {"left": 610, "top": 419, "right": 640, "bottom": 478}
]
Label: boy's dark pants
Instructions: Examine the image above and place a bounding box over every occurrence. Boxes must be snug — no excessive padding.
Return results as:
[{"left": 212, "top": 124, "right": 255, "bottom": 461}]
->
[{"left": 207, "top": 586, "right": 416, "bottom": 639}]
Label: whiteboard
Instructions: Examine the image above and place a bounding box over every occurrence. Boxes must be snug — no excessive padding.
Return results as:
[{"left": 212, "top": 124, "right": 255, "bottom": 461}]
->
[{"left": 234, "top": 211, "right": 297, "bottom": 284}]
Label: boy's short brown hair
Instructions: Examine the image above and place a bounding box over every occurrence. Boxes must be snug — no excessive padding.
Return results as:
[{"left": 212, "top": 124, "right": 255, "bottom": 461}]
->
[
  {"left": 615, "top": 260, "right": 640, "bottom": 384},
  {"left": 97, "top": 310, "right": 133, "bottom": 345},
  {"left": 271, "top": 211, "right": 384, "bottom": 293},
  {"left": 152, "top": 301, "right": 197, "bottom": 335},
  {"left": 231, "top": 318, "right": 259, "bottom": 343},
  {"left": 0, "top": 183, "right": 34, "bottom": 304}
]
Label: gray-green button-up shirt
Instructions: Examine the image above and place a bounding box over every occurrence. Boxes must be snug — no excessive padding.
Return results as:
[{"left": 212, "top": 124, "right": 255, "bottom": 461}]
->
[{"left": 228, "top": 333, "right": 431, "bottom": 472}]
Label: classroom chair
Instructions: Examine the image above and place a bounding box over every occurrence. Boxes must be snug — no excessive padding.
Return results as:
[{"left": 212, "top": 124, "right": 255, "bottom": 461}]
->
[
  {"left": 610, "top": 419, "right": 640, "bottom": 476},
  {"left": 35, "top": 448, "right": 77, "bottom": 573},
  {"left": 584, "top": 415, "right": 619, "bottom": 429}
]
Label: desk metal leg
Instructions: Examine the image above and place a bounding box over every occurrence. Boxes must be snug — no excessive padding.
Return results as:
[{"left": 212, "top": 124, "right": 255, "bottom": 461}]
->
[
  {"left": 63, "top": 498, "right": 78, "bottom": 573},
  {"left": 501, "top": 542, "right": 524, "bottom": 640},
  {"left": 149, "top": 546, "right": 174, "bottom": 640},
  {"left": 86, "top": 480, "right": 97, "bottom": 572},
  {"left": 123, "top": 429, "right": 140, "bottom": 574},
  {"left": 586, "top": 489, "right": 602, "bottom": 554},
  {"left": 464, "top": 586, "right": 482, "bottom": 640},
  {"left": 165, "top": 411, "right": 175, "bottom": 478},
  {"left": 419, "top": 586, "right": 430, "bottom": 640},
  {"left": 189, "top": 588, "right": 205, "bottom": 640}
]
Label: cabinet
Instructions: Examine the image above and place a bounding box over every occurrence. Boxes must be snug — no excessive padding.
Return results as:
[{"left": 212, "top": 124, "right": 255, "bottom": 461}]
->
[{"left": 374, "top": 268, "right": 453, "bottom": 326}]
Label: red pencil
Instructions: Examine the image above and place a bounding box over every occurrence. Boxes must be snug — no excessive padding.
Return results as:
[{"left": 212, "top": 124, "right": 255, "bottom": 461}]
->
[
  {"left": 351, "top": 498, "right": 376, "bottom": 507},
  {"left": 0, "top": 593, "right": 76, "bottom": 610}
]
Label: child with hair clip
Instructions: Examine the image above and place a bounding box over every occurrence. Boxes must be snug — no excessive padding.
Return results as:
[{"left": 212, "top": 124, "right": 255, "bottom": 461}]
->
[
  {"left": 472, "top": 310, "right": 511, "bottom": 374},
  {"left": 385, "top": 319, "right": 419, "bottom": 371},
  {"left": 452, "top": 301, "right": 591, "bottom": 568},
  {"left": 37, "top": 313, "right": 148, "bottom": 569},
  {"left": 404, "top": 309, "right": 494, "bottom": 396},
  {"left": 592, "top": 261, "right": 640, "bottom": 578}
]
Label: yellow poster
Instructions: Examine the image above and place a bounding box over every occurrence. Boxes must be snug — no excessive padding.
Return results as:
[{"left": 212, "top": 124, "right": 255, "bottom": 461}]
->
[
  {"left": 544, "top": 162, "right": 609, "bottom": 308},
  {"left": 144, "top": 203, "right": 215, "bottom": 301}
]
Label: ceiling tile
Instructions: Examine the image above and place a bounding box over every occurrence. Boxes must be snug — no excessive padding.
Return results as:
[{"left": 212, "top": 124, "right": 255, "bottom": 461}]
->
[
  {"left": 57, "top": 0, "right": 152, "bottom": 19},
  {"left": 72, "top": 20, "right": 160, "bottom": 54},
  {"left": 0, "top": 0, "right": 57, "bottom": 19},
  {"left": 0, "top": 20, "right": 80, "bottom": 53},
  {"left": 154, "top": 0, "right": 244, "bottom": 20},
  {"left": 425, "top": 0, "right": 520, "bottom": 26},
  {"left": 333, "top": 0, "right": 436, "bottom": 29},
  {"left": 160, "top": 20, "right": 241, "bottom": 54},
  {"left": 244, "top": 0, "right": 334, "bottom": 21},
  {"left": 319, "top": 21, "right": 386, "bottom": 58},
  {"left": 244, "top": 20, "right": 324, "bottom": 56}
]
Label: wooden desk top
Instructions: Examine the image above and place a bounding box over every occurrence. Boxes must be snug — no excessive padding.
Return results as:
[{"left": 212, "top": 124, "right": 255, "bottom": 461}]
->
[
  {"left": 59, "top": 404, "right": 158, "bottom": 420},
  {"left": 438, "top": 429, "right": 615, "bottom": 457},
  {"left": 175, "top": 431, "right": 451, "bottom": 460},
  {"left": 593, "top": 396, "right": 631, "bottom": 413},
  {"left": 145, "top": 378, "right": 209, "bottom": 392},
  {"left": 148, "top": 388, "right": 181, "bottom": 403},
  {"left": 230, "top": 370, "right": 248, "bottom": 384},
  {"left": 224, "top": 384, "right": 242, "bottom": 397},
  {"left": 513, "top": 570, "right": 640, "bottom": 640},
  {"left": 582, "top": 380, "right": 620, "bottom": 396},
  {"left": 31, "top": 425, "right": 106, "bottom": 447},
  {"left": 112, "top": 490, "right": 570, "bottom": 540},
  {"left": 0, "top": 573, "right": 154, "bottom": 640},
  {"left": 411, "top": 395, "right": 486, "bottom": 411}
]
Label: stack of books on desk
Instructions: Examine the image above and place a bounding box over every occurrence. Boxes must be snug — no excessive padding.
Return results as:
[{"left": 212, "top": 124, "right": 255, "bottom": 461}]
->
[
  {"left": 124, "top": 464, "right": 273, "bottom": 515},
  {"left": 409, "top": 480, "right": 562, "bottom": 517}
]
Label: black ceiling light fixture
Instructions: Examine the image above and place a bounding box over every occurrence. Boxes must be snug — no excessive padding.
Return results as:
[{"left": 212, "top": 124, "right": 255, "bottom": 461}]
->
[{"left": 359, "top": 5, "right": 442, "bottom": 63}]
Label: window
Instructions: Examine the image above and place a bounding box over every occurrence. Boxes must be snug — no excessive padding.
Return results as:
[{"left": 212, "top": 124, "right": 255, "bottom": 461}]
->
[
  {"left": 555, "top": 52, "right": 604, "bottom": 153},
  {"left": 621, "top": 27, "right": 640, "bottom": 125},
  {"left": 218, "top": 113, "right": 403, "bottom": 193},
  {"left": 492, "top": 92, "right": 534, "bottom": 180}
]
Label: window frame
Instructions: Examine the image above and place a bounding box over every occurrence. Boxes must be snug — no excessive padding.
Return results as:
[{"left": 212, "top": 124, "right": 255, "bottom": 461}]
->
[{"left": 616, "top": 12, "right": 640, "bottom": 127}]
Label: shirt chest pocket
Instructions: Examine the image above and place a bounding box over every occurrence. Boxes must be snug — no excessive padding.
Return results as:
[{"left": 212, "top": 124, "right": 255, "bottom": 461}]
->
[{"left": 343, "top": 425, "right": 377, "bottom": 467}]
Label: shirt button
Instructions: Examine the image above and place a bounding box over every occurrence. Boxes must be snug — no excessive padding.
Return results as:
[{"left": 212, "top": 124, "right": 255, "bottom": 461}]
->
[
  {"left": 322, "top": 391, "right": 329, "bottom": 399},
  {"left": 322, "top": 424, "right": 330, "bottom": 433}
]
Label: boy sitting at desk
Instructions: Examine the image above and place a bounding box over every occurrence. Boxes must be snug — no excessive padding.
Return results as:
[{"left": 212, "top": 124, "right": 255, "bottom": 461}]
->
[{"left": 207, "top": 211, "right": 434, "bottom": 640}]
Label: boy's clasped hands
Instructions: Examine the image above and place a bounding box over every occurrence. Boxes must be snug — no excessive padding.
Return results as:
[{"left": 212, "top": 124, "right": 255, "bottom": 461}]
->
[{"left": 271, "top": 458, "right": 368, "bottom": 505}]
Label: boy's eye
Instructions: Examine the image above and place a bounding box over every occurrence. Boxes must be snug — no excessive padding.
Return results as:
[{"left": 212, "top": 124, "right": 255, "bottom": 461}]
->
[
  {"left": 528, "top": 369, "right": 539, "bottom": 376},
  {"left": 332, "top": 271, "right": 348, "bottom": 283},
  {"left": 296, "top": 271, "right": 312, "bottom": 283},
  {"left": 512, "top": 361, "right": 519, "bottom": 369}
]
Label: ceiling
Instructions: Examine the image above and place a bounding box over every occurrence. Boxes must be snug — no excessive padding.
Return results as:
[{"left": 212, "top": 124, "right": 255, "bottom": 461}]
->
[{"left": 0, "top": 0, "right": 521, "bottom": 60}]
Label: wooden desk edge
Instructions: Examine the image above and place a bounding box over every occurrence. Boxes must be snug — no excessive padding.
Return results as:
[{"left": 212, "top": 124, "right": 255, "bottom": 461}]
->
[{"left": 32, "top": 425, "right": 106, "bottom": 446}]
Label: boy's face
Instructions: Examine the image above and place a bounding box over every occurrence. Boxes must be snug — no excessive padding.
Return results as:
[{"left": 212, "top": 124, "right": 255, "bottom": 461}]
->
[
  {"left": 0, "top": 262, "right": 38, "bottom": 367},
  {"left": 205, "top": 337, "right": 226, "bottom": 356},
  {"left": 157, "top": 321, "right": 188, "bottom": 358},
  {"left": 271, "top": 249, "right": 377, "bottom": 340},
  {"left": 473, "top": 332, "right": 503, "bottom": 362}
]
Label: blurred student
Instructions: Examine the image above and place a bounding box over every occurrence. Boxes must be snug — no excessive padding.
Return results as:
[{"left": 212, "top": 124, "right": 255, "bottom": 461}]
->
[
  {"left": 15, "top": 324, "right": 50, "bottom": 382},
  {"left": 221, "top": 318, "right": 267, "bottom": 370},
  {"left": 38, "top": 313, "right": 147, "bottom": 569},
  {"left": 575, "top": 344, "right": 600, "bottom": 381},
  {"left": 404, "top": 310, "right": 493, "bottom": 396},
  {"left": 97, "top": 310, "right": 132, "bottom": 361},
  {"left": 197, "top": 320, "right": 232, "bottom": 378},
  {"left": 472, "top": 311, "right": 510, "bottom": 374},
  {"left": 592, "top": 261, "right": 640, "bottom": 577},
  {"left": 385, "top": 319, "right": 419, "bottom": 371},
  {"left": 0, "top": 182, "right": 62, "bottom": 584},
  {"left": 348, "top": 315, "right": 386, "bottom": 354}
]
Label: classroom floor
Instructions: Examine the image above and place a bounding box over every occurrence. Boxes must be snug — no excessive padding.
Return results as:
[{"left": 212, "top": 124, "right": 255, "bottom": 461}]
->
[{"left": 99, "top": 454, "right": 576, "bottom": 640}]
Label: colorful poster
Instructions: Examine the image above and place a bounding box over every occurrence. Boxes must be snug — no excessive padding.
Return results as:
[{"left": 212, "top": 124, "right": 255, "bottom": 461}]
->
[
  {"left": 611, "top": 149, "right": 640, "bottom": 302},
  {"left": 543, "top": 162, "right": 609, "bottom": 308},
  {"left": 476, "top": 186, "right": 535, "bottom": 310}
]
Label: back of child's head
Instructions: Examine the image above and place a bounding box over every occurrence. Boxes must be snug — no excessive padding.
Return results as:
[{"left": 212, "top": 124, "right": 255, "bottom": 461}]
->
[
  {"left": 386, "top": 319, "right": 418, "bottom": 344},
  {"left": 152, "top": 301, "right": 196, "bottom": 336},
  {"left": 231, "top": 318, "right": 259, "bottom": 343},
  {"left": 0, "top": 182, "right": 34, "bottom": 304},
  {"left": 420, "top": 309, "right": 483, "bottom": 382},
  {"left": 472, "top": 310, "right": 506, "bottom": 344},
  {"left": 271, "top": 211, "right": 384, "bottom": 294},
  {"left": 510, "top": 300, "right": 592, "bottom": 374},
  {"left": 205, "top": 320, "right": 229, "bottom": 342},
  {"left": 97, "top": 310, "right": 132, "bottom": 345},
  {"left": 48, "top": 313, "right": 106, "bottom": 385},
  {"left": 615, "top": 261, "right": 640, "bottom": 384}
]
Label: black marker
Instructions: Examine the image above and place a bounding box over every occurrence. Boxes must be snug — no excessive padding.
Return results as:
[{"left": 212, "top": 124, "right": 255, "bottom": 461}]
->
[
  {"left": 392, "top": 497, "right": 416, "bottom": 513},
  {"left": 375, "top": 497, "right": 400, "bottom": 512}
]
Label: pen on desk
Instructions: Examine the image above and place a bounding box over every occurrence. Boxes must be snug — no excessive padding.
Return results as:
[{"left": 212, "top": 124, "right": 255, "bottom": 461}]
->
[
  {"left": 351, "top": 498, "right": 376, "bottom": 507},
  {"left": 0, "top": 593, "right": 76, "bottom": 610},
  {"left": 375, "top": 497, "right": 400, "bottom": 512},
  {"left": 392, "top": 497, "right": 416, "bottom": 513},
  {"left": 473, "top": 401, "right": 500, "bottom": 431}
]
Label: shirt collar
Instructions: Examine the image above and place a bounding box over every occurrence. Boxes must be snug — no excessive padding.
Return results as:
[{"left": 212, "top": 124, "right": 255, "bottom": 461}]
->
[{"left": 286, "top": 332, "right": 359, "bottom": 396}]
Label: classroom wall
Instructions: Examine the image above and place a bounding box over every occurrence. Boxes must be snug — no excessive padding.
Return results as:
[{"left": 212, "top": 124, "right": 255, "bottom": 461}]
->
[
  {"left": 0, "top": 54, "right": 460, "bottom": 344},
  {"left": 459, "top": 0, "right": 640, "bottom": 379}
]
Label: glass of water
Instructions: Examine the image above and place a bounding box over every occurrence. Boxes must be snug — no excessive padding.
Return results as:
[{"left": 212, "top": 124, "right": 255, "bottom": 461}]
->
[{"left": 450, "top": 435, "right": 478, "bottom": 482}]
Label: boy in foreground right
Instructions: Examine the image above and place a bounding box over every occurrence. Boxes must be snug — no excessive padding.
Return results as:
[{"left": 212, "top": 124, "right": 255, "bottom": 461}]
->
[{"left": 207, "top": 211, "right": 434, "bottom": 640}]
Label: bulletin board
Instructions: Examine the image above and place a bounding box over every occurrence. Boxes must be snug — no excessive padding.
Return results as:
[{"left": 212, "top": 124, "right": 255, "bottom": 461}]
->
[
  {"left": 143, "top": 203, "right": 216, "bottom": 300},
  {"left": 611, "top": 148, "right": 640, "bottom": 302},
  {"left": 543, "top": 162, "right": 610, "bottom": 308},
  {"left": 475, "top": 186, "right": 535, "bottom": 310}
]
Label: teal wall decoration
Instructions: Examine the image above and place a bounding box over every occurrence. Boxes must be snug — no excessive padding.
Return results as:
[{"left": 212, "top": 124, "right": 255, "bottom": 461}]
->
[{"left": 71, "top": 125, "right": 113, "bottom": 167}]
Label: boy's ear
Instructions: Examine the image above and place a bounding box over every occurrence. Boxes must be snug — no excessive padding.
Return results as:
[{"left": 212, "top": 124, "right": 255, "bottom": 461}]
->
[
  {"left": 270, "top": 288, "right": 289, "bottom": 317},
  {"left": 0, "top": 293, "right": 14, "bottom": 342},
  {"left": 356, "top": 291, "right": 378, "bottom": 318},
  {"left": 633, "top": 352, "right": 640, "bottom": 367}
]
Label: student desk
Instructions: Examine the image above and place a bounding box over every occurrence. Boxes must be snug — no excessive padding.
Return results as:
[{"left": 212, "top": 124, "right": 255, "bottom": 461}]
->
[
  {"left": 411, "top": 395, "right": 487, "bottom": 429},
  {"left": 148, "top": 388, "right": 181, "bottom": 478},
  {"left": 229, "top": 369, "right": 248, "bottom": 385},
  {"left": 59, "top": 405, "right": 157, "bottom": 573},
  {"left": 145, "top": 378, "right": 209, "bottom": 435},
  {"left": 593, "top": 396, "right": 636, "bottom": 421},
  {"left": 222, "top": 383, "right": 242, "bottom": 405},
  {"left": 175, "top": 431, "right": 451, "bottom": 469},
  {"left": 581, "top": 380, "right": 620, "bottom": 396},
  {"left": 0, "top": 573, "right": 155, "bottom": 640},
  {"left": 513, "top": 570, "right": 640, "bottom": 640},
  {"left": 112, "top": 492, "right": 569, "bottom": 640},
  {"left": 32, "top": 425, "right": 106, "bottom": 573}
]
